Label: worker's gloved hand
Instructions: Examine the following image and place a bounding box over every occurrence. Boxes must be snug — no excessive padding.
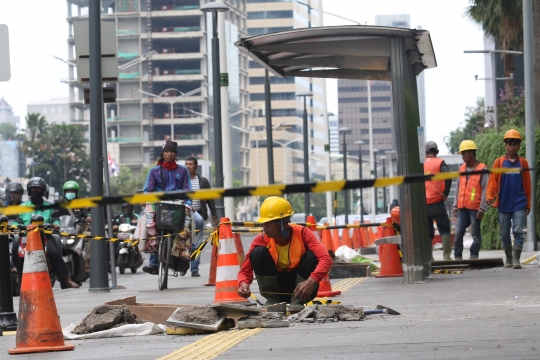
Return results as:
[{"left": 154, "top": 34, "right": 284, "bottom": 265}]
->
[
  {"left": 237, "top": 283, "right": 251, "bottom": 298},
  {"left": 294, "top": 277, "right": 317, "bottom": 302}
]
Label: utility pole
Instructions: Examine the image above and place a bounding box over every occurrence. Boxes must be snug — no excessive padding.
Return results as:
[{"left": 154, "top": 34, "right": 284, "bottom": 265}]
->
[
  {"left": 523, "top": 0, "right": 537, "bottom": 251},
  {"left": 88, "top": 0, "right": 109, "bottom": 292},
  {"left": 265, "top": 70, "right": 275, "bottom": 184}
]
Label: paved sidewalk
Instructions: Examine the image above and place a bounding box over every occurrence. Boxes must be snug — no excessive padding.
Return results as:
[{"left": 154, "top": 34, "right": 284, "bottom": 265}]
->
[{"left": 1, "top": 235, "right": 539, "bottom": 359}]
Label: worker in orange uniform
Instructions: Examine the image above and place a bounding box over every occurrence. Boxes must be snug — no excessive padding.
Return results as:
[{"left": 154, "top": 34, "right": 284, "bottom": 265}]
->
[
  {"left": 486, "top": 129, "right": 532, "bottom": 269},
  {"left": 424, "top": 141, "right": 452, "bottom": 260},
  {"left": 452, "top": 140, "right": 489, "bottom": 260},
  {"left": 237, "top": 197, "right": 332, "bottom": 312}
]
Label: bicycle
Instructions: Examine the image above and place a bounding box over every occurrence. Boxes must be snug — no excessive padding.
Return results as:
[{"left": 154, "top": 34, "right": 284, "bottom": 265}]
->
[{"left": 154, "top": 201, "right": 194, "bottom": 291}]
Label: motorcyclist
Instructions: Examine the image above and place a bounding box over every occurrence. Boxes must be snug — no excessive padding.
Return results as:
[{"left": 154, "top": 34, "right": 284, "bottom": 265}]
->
[
  {"left": 112, "top": 203, "right": 143, "bottom": 266},
  {"left": 5, "top": 182, "right": 24, "bottom": 273},
  {"left": 12, "top": 177, "right": 79, "bottom": 289}
]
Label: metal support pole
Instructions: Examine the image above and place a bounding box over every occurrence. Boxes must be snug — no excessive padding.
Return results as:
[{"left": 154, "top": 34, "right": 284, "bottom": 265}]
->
[
  {"left": 382, "top": 158, "right": 387, "bottom": 212},
  {"left": 89, "top": 1, "right": 109, "bottom": 292},
  {"left": 368, "top": 81, "right": 376, "bottom": 222},
  {"left": 359, "top": 144, "right": 364, "bottom": 223},
  {"left": 390, "top": 37, "right": 430, "bottom": 283},
  {"left": 491, "top": 52, "right": 498, "bottom": 131},
  {"left": 102, "top": 110, "right": 117, "bottom": 289},
  {"left": 211, "top": 11, "right": 225, "bottom": 219},
  {"left": 265, "top": 70, "right": 275, "bottom": 184},
  {"left": 343, "top": 134, "right": 349, "bottom": 225},
  {"left": 0, "top": 225, "right": 17, "bottom": 331},
  {"left": 523, "top": 0, "right": 537, "bottom": 251},
  {"left": 374, "top": 152, "right": 378, "bottom": 214},
  {"left": 303, "top": 97, "right": 310, "bottom": 220}
]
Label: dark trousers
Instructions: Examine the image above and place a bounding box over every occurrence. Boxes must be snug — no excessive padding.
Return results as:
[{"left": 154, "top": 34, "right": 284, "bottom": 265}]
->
[{"left": 250, "top": 246, "right": 319, "bottom": 303}]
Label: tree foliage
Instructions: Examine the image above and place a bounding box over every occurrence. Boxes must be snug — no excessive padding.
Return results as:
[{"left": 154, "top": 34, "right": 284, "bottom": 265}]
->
[
  {"left": 30, "top": 123, "right": 90, "bottom": 197},
  {"left": 0, "top": 123, "right": 17, "bottom": 140},
  {"left": 109, "top": 165, "right": 151, "bottom": 196},
  {"left": 444, "top": 98, "right": 486, "bottom": 154}
]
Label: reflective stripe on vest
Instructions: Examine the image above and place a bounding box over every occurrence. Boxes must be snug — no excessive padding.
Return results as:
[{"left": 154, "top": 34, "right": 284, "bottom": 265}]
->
[
  {"left": 264, "top": 225, "right": 306, "bottom": 272},
  {"left": 457, "top": 162, "right": 486, "bottom": 210},
  {"left": 424, "top": 157, "right": 445, "bottom": 204}
]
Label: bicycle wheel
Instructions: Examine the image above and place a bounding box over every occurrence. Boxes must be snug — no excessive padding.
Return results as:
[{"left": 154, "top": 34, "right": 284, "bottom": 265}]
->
[{"left": 158, "top": 231, "right": 171, "bottom": 290}]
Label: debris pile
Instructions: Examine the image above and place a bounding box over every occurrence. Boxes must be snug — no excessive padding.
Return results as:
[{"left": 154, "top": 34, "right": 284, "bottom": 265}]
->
[
  {"left": 237, "top": 312, "right": 289, "bottom": 329},
  {"left": 169, "top": 306, "right": 220, "bottom": 325},
  {"left": 73, "top": 305, "right": 146, "bottom": 334},
  {"left": 288, "top": 304, "right": 364, "bottom": 324}
]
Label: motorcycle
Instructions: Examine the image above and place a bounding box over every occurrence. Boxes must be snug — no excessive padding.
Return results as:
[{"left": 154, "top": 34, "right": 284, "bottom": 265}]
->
[
  {"left": 8, "top": 234, "right": 20, "bottom": 297},
  {"left": 59, "top": 212, "right": 88, "bottom": 285},
  {"left": 16, "top": 224, "right": 58, "bottom": 288},
  {"left": 116, "top": 223, "right": 142, "bottom": 274}
]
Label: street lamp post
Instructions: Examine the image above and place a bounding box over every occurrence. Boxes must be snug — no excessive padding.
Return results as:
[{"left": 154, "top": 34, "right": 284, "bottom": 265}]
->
[
  {"left": 323, "top": 112, "right": 334, "bottom": 227},
  {"left": 385, "top": 150, "right": 397, "bottom": 204},
  {"left": 354, "top": 140, "right": 365, "bottom": 223},
  {"left": 297, "top": 92, "right": 313, "bottom": 221},
  {"left": 372, "top": 148, "right": 379, "bottom": 214},
  {"left": 338, "top": 127, "right": 350, "bottom": 224},
  {"left": 379, "top": 155, "right": 387, "bottom": 213},
  {"left": 464, "top": 49, "right": 522, "bottom": 131},
  {"left": 201, "top": 1, "right": 229, "bottom": 219}
]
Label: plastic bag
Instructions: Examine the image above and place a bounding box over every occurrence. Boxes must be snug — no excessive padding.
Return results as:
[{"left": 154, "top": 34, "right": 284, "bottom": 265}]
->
[
  {"left": 135, "top": 210, "right": 147, "bottom": 252},
  {"left": 63, "top": 322, "right": 165, "bottom": 340},
  {"left": 335, "top": 245, "right": 379, "bottom": 270}
]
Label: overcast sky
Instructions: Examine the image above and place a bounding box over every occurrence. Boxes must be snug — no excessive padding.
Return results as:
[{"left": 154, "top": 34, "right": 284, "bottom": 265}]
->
[{"left": 0, "top": 0, "right": 486, "bottom": 154}]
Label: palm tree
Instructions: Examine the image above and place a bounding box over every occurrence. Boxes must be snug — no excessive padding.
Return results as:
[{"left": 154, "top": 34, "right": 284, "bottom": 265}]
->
[
  {"left": 23, "top": 113, "right": 48, "bottom": 177},
  {"left": 466, "top": 0, "right": 523, "bottom": 99}
]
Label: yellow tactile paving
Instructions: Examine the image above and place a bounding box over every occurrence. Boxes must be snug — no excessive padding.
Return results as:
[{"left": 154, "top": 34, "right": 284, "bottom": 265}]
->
[
  {"left": 331, "top": 277, "right": 368, "bottom": 292},
  {"left": 156, "top": 328, "right": 264, "bottom": 360}
]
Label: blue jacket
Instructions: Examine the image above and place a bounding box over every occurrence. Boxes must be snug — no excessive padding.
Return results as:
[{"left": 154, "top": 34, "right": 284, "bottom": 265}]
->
[{"left": 144, "top": 164, "right": 192, "bottom": 205}]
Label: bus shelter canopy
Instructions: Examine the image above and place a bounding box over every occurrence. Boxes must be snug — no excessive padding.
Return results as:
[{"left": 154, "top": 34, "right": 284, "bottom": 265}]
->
[{"left": 234, "top": 25, "right": 437, "bottom": 81}]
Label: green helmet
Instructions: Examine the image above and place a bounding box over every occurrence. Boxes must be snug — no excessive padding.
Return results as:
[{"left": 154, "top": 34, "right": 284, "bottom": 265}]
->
[
  {"left": 63, "top": 181, "right": 79, "bottom": 191},
  {"left": 63, "top": 181, "right": 79, "bottom": 200}
]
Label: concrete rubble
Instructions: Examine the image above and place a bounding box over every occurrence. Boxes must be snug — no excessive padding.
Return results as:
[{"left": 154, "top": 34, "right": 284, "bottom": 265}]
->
[
  {"left": 287, "top": 304, "right": 365, "bottom": 324},
  {"left": 237, "top": 312, "right": 289, "bottom": 329},
  {"left": 73, "top": 305, "right": 146, "bottom": 334},
  {"left": 169, "top": 306, "right": 220, "bottom": 325}
]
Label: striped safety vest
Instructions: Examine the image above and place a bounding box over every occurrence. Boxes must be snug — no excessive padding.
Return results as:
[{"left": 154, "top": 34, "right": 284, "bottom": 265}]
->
[
  {"left": 264, "top": 225, "right": 306, "bottom": 272},
  {"left": 424, "top": 157, "right": 445, "bottom": 204},
  {"left": 457, "top": 162, "right": 486, "bottom": 210}
]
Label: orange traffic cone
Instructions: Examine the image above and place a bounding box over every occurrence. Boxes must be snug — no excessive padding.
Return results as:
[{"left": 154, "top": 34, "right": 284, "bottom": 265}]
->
[
  {"left": 213, "top": 218, "right": 250, "bottom": 304},
  {"left": 8, "top": 225, "right": 74, "bottom": 355},
  {"left": 203, "top": 242, "right": 217, "bottom": 286},
  {"left": 331, "top": 228, "right": 340, "bottom": 252},
  {"left": 234, "top": 232, "right": 246, "bottom": 266},
  {"left": 352, "top": 221, "right": 362, "bottom": 249},
  {"left": 341, "top": 228, "right": 353, "bottom": 249},
  {"left": 317, "top": 274, "right": 341, "bottom": 297},
  {"left": 375, "top": 218, "right": 403, "bottom": 278},
  {"left": 306, "top": 215, "right": 318, "bottom": 240},
  {"left": 322, "top": 224, "right": 335, "bottom": 256}
]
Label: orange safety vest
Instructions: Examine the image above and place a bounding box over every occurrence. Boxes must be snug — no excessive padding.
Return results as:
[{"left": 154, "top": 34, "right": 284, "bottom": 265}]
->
[
  {"left": 457, "top": 162, "right": 486, "bottom": 210},
  {"left": 264, "top": 225, "right": 306, "bottom": 272},
  {"left": 424, "top": 157, "right": 445, "bottom": 204}
]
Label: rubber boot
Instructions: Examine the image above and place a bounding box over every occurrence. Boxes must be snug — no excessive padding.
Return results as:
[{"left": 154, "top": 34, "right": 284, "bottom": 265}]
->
[
  {"left": 503, "top": 246, "right": 513, "bottom": 268},
  {"left": 255, "top": 274, "right": 281, "bottom": 306},
  {"left": 289, "top": 275, "right": 312, "bottom": 313},
  {"left": 442, "top": 234, "right": 452, "bottom": 261},
  {"left": 512, "top": 245, "right": 522, "bottom": 269}
]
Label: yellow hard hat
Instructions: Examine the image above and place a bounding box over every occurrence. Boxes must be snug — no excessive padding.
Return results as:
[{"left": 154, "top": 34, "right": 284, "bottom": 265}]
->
[
  {"left": 503, "top": 129, "right": 522, "bottom": 142},
  {"left": 257, "top": 196, "right": 294, "bottom": 223},
  {"left": 458, "top": 140, "right": 478, "bottom": 154}
]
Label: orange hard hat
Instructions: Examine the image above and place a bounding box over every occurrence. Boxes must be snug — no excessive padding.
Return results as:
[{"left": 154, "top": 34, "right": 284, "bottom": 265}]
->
[
  {"left": 390, "top": 206, "right": 400, "bottom": 225},
  {"left": 503, "top": 129, "right": 522, "bottom": 142}
]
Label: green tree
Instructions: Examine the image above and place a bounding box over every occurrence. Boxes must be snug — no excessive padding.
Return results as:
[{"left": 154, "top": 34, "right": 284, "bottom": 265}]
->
[
  {"left": 445, "top": 98, "right": 486, "bottom": 154},
  {"left": 31, "top": 123, "right": 90, "bottom": 197},
  {"left": 110, "top": 165, "right": 152, "bottom": 196},
  {"left": 0, "top": 123, "right": 17, "bottom": 140},
  {"left": 466, "top": 0, "right": 523, "bottom": 98},
  {"left": 22, "top": 113, "right": 48, "bottom": 177}
]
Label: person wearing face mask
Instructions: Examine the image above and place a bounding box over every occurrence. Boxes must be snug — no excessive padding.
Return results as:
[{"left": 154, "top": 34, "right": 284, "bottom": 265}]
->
[
  {"left": 12, "top": 177, "right": 79, "bottom": 289},
  {"left": 237, "top": 197, "right": 332, "bottom": 313}
]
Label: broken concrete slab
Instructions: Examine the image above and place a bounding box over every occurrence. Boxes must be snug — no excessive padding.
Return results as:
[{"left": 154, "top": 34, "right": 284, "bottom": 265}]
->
[
  {"left": 166, "top": 318, "right": 236, "bottom": 335},
  {"left": 210, "top": 303, "right": 261, "bottom": 319},
  {"left": 73, "top": 305, "right": 145, "bottom": 335},
  {"left": 166, "top": 307, "right": 225, "bottom": 331},
  {"left": 237, "top": 312, "right": 289, "bottom": 329},
  {"left": 296, "top": 306, "right": 315, "bottom": 321},
  {"left": 105, "top": 296, "right": 194, "bottom": 325},
  {"left": 329, "top": 263, "right": 371, "bottom": 279},
  {"left": 314, "top": 305, "right": 364, "bottom": 321},
  {"left": 262, "top": 302, "right": 287, "bottom": 314}
]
